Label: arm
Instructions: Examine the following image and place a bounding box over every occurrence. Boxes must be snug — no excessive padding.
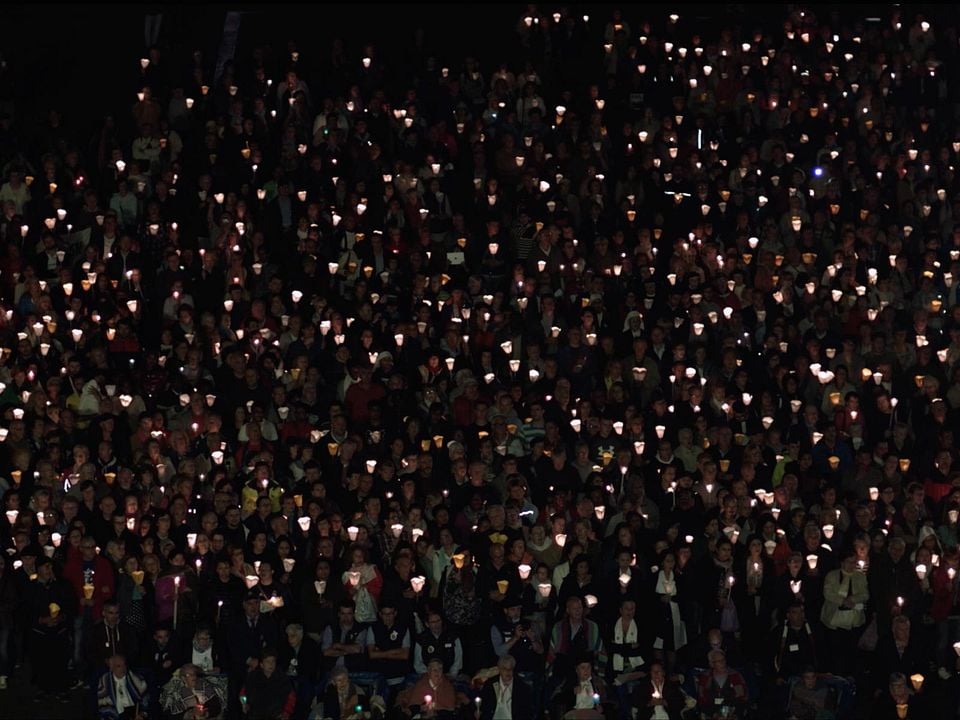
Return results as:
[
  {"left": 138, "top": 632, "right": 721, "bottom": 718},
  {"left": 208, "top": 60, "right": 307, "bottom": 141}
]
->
[
  {"left": 546, "top": 624, "right": 559, "bottom": 668},
  {"left": 450, "top": 638, "right": 463, "bottom": 677},
  {"left": 97, "top": 673, "right": 114, "bottom": 712},
  {"left": 491, "top": 625, "right": 513, "bottom": 658},
  {"left": 322, "top": 628, "right": 345, "bottom": 657},
  {"left": 732, "top": 673, "right": 748, "bottom": 702},
  {"left": 413, "top": 643, "right": 427, "bottom": 674},
  {"left": 696, "top": 676, "right": 712, "bottom": 709},
  {"left": 368, "top": 629, "right": 410, "bottom": 660},
  {"left": 850, "top": 575, "right": 869, "bottom": 605},
  {"left": 281, "top": 688, "right": 297, "bottom": 719},
  {"left": 822, "top": 572, "right": 843, "bottom": 604},
  {"left": 592, "top": 624, "right": 607, "bottom": 668}
]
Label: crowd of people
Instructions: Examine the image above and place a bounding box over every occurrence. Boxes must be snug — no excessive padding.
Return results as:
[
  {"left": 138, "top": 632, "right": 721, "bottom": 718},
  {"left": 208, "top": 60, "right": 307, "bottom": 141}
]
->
[{"left": 0, "top": 3, "right": 958, "bottom": 720}]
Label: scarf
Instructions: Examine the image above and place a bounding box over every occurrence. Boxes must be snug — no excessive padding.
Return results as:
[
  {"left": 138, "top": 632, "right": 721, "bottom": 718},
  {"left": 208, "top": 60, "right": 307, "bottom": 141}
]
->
[
  {"left": 775, "top": 622, "right": 815, "bottom": 673},
  {"left": 192, "top": 644, "right": 215, "bottom": 672},
  {"left": 162, "top": 676, "right": 226, "bottom": 716},
  {"left": 612, "top": 618, "right": 641, "bottom": 671},
  {"left": 655, "top": 570, "right": 687, "bottom": 650},
  {"left": 552, "top": 618, "right": 600, "bottom": 660},
  {"left": 528, "top": 538, "right": 553, "bottom": 553},
  {"left": 98, "top": 672, "right": 146, "bottom": 720}
]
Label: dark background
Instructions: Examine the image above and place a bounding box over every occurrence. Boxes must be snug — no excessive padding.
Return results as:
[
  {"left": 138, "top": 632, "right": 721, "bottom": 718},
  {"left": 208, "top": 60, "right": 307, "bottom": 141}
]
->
[
  {"left": 0, "top": 4, "right": 886, "bottom": 142},
  {"left": 0, "top": 3, "right": 948, "bottom": 144}
]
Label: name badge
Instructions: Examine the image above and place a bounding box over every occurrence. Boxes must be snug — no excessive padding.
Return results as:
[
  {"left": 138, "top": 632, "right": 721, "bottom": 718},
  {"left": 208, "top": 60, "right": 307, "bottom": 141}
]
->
[
  {"left": 789, "top": 644, "right": 799, "bottom": 652},
  {"left": 714, "top": 698, "right": 724, "bottom": 705}
]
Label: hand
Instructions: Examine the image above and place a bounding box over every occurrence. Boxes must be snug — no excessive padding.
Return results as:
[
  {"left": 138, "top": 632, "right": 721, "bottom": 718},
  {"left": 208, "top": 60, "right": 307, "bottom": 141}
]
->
[{"left": 841, "top": 598, "right": 855, "bottom": 609}]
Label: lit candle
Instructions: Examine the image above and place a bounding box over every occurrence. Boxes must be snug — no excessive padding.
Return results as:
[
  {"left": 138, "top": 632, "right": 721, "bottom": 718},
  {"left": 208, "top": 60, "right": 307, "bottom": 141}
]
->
[{"left": 173, "top": 575, "right": 181, "bottom": 629}]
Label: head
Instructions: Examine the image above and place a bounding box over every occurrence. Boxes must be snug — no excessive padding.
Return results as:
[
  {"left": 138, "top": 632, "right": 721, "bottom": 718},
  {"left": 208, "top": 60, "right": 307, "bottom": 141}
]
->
[{"left": 497, "top": 655, "right": 516, "bottom": 683}]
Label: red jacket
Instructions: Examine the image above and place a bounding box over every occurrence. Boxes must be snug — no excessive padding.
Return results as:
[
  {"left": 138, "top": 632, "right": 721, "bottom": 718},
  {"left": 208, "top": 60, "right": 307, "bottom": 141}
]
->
[
  {"left": 931, "top": 564, "right": 959, "bottom": 621},
  {"left": 62, "top": 545, "right": 116, "bottom": 623}
]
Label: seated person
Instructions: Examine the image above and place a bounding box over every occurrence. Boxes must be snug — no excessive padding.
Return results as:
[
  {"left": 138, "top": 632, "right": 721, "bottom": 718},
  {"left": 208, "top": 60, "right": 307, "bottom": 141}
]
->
[
  {"left": 240, "top": 649, "right": 296, "bottom": 720},
  {"left": 318, "top": 667, "right": 386, "bottom": 720},
  {"left": 696, "top": 650, "right": 747, "bottom": 720},
  {"left": 147, "top": 622, "right": 185, "bottom": 688},
  {"left": 872, "top": 672, "right": 926, "bottom": 720},
  {"left": 786, "top": 668, "right": 837, "bottom": 720},
  {"left": 187, "top": 626, "right": 222, "bottom": 675},
  {"left": 631, "top": 661, "right": 688, "bottom": 720},
  {"left": 552, "top": 654, "right": 612, "bottom": 720},
  {"left": 98, "top": 654, "right": 150, "bottom": 720},
  {"left": 159, "top": 664, "right": 226, "bottom": 720},
  {"left": 397, "top": 659, "right": 459, "bottom": 717},
  {"left": 478, "top": 656, "right": 533, "bottom": 720},
  {"left": 279, "top": 623, "right": 321, "bottom": 720}
]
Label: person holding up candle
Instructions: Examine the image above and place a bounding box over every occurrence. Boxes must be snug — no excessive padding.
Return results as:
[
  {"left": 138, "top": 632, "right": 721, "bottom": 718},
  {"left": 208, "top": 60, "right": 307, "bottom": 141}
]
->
[
  {"left": 873, "top": 616, "right": 925, "bottom": 695},
  {"left": 871, "top": 672, "right": 927, "bottom": 720},
  {"left": 398, "top": 658, "right": 457, "bottom": 718},
  {"left": 342, "top": 545, "right": 382, "bottom": 624},
  {"left": 298, "top": 558, "right": 342, "bottom": 644},
  {"left": 318, "top": 666, "right": 376, "bottom": 720},
  {"left": 26, "top": 555, "right": 75, "bottom": 702},
  {"left": 731, "top": 537, "right": 773, "bottom": 663},
  {"left": 647, "top": 550, "right": 688, "bottom": 675},
  {"left": 630, "top": 661, "right": 686, "bottom": 720},
  {"left": 552, "top": 653, "right": 610, "bottom": 720},
  {"left": 159, "top": 663, "right": 225, "bottom": 720},
  {"left": 819, "top": 553, "right": 869, "bottom": 676},
  {"left": 929, "top": 547, "right": 960, "bottom": 679},
  {"left": 64, "top": 534, "right": 116, "bottom": 683}
]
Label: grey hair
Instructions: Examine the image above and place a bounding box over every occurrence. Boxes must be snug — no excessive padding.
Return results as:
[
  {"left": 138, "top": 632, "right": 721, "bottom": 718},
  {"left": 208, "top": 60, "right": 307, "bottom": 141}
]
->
[{"left": 498, "top": 655, "right": 517, "bottom": 670}]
